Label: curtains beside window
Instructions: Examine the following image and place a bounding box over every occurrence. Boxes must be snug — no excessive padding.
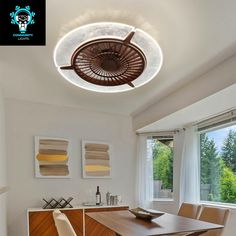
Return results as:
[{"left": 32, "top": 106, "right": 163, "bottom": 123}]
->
[
  {"left": 135, "top": 135, "right": 153, "bottom": 208},
  {"left": 179, "top": 126, "right": 200, "bottom": 204},
  {"left": 136, "top": 126, "right": 200, "bottom": 208}
]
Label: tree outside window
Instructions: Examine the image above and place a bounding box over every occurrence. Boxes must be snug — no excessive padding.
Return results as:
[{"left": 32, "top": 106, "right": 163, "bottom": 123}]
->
[
  {"left": 152, "top": 138, "right": 174, "bottom": 199},
  {"left": 200, "top": 125, "right": 236, "bottom": 204}
]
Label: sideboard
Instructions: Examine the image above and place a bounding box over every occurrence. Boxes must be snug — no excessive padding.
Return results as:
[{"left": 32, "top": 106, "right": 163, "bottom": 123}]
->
[{"left": 27, "top": 205, "right": 129, "bottom": 236}]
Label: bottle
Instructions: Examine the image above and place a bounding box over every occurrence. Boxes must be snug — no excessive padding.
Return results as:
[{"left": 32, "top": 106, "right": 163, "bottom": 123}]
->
[
  {"left": 96, "top": 186, "right": 101, "bottom": 205},
  {"left": 106, "top": 191, "right": 111, "bottom": 205}
]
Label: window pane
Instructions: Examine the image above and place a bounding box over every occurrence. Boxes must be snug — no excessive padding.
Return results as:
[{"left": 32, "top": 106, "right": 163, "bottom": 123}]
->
[
  {"left": 200, "top": 124, "right": 236, "bottom": 204},
  {"left": 152, "top": 138, "right": 174, "bottom": 199}
]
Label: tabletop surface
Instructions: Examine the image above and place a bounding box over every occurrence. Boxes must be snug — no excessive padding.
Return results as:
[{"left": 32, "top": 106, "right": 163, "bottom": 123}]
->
[{"left": 86, "top": 210, "right": 224, "bottom": 236}]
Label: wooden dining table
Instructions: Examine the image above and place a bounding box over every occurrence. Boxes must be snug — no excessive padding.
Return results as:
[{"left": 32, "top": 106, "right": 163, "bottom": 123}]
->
[{"left": 85, "top": 210, "right": 224, "bottom": 236}]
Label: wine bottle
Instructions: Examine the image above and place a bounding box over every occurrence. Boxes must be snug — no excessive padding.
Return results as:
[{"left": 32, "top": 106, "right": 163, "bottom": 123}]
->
[{"left": 96, "top": 186, "right": 101, "bottom": 205}]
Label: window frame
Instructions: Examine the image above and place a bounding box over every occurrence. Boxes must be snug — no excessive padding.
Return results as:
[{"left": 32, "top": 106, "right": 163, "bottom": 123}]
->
[{"left": 198, "top": 120, "right": 236, "bottom": 206}]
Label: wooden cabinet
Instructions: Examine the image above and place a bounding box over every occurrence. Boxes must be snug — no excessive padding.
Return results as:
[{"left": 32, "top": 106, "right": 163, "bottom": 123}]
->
[
  {"left": 28, "top": 209, "right": 83, "bottom": 236},
  {"left": 28, "top": 206, "right": 128, "bottom": 236},
  {"left": 29, "top": 211, "right": 58, "bottom": 236}
]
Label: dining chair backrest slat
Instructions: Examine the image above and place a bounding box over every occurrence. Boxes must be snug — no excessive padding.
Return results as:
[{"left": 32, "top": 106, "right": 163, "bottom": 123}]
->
[{"left": 178, "top": 202, "right": 201, "bottom": 219}]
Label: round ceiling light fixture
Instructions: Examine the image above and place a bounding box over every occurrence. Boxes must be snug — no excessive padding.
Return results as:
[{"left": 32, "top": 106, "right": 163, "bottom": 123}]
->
[{"left": 54, "top": 22, "right": 163, "bottom": 93}]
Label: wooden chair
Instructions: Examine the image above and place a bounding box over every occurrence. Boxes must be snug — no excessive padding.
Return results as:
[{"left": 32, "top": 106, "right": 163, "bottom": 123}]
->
[
  {"left": 197, "top": 206, "right": 230, "bottom": 236},
  {"left": 178, "top": 202, "right": 201, "bottom": 219},
  {"left": 53, "top": 212, "right": 77, "bottom": 236},
  {"left": 171, "top": 203, "right": 202, "bottom": 236}
]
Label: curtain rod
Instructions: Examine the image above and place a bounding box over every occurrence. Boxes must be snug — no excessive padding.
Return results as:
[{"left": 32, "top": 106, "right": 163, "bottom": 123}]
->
[
  {"left": 195, "top": 107, "right": 236, "bottom": 126},
  {"left": 136, "top": 129, "right": 181, "bottom": 136}
]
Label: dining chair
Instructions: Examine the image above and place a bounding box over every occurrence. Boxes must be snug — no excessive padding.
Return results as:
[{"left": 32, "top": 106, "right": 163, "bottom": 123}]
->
[
  {"left": 53, "top": 209, "right": 62, "bottom": 219},
  {"left": 178, "top": 202, "right": 201, "bottom": 219},
  {"left": 53, "top": 212, "right": 77, "bottom": 236},
  {"left": 197, "top": 206, "right": 230, "bottom": 236}
]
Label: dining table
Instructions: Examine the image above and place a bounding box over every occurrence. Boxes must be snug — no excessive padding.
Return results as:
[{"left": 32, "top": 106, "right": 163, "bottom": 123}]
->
[{"left": 85, "top": 210, "right": 224, "bottom": 236}]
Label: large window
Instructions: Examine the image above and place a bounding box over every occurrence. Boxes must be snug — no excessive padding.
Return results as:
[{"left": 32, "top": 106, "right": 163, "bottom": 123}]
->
[
  {"left": 200, "top": 123, "right": 236, "bottom": 204},
  {"left": 150, "top": 136, "right": 174, "bottom": 199}
]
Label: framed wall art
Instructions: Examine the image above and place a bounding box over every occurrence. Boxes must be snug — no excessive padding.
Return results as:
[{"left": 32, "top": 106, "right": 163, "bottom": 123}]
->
[
  {"left": 82, "top": 140, "right": 112, "bottom": 178},
  {"left": 34, "top": 136, "right": 71, "bottom": 178}
]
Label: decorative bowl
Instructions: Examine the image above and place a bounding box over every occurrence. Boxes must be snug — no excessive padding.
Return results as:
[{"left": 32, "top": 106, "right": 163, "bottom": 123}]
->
[{"left": 129, "top": 207, "right": 164, "bottom": 221}]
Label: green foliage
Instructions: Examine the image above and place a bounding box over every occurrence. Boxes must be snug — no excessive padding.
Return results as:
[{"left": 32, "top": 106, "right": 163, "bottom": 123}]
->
[
  {"left": 200, "top": 129, "right": 236, "bottom": 203},
  {"left": 220, "top": 164, "right": 236, "bottom": 203},
  {"left": 200, "top": 133, "right": 221, "bottom": 200},
  {"left": 152, "top": 127, "right": 236, "bottom": 203},
  {"left": 153, "top": 140, "right": 173, "bottom": 190},
  {"left": 221, "top": 129, "right": 236, "bottom": 172}
]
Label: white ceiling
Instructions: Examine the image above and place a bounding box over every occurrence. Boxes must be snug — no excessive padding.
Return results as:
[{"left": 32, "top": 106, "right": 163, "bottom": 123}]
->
[{"left": 0, "top": 0, "right": 236, "bottom": 116}]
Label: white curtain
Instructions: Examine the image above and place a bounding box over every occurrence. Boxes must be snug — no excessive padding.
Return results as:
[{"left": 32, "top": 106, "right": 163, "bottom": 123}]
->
[
  {"left": 179, "top": 126, "right": 200, "bottom": 204},
  {"left": 135, "top": 135, "right": 153, "bottom": 208}
]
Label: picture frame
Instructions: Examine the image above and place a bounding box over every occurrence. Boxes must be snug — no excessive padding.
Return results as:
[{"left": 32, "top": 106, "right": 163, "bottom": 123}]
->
[
  {"left": 34, "top": 136, "right": 71, "bottom": 178},
  {"left": 82, "top": 140, "right": 112, "bottom": 179}
]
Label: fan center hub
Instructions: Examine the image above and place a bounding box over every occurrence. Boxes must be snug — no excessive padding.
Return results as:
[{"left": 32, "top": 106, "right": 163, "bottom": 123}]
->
[{"left": 100, "top": 55, "right": 121, "bottom": 72}]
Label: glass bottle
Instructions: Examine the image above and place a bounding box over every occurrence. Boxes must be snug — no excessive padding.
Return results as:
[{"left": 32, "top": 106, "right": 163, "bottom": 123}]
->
[{"left": 96, "top": 186, "right": 101, "bottom": 205}]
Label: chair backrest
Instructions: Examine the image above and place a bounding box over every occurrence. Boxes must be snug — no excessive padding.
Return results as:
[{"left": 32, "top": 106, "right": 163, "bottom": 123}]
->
[
  {"left": 198, "top": 206, "right": 230, "bottom": 236},
  {"left": 53, "top": 213, "right": 77, "bottom": 236},
  {"left": 178, "top": 202, "right": 201, "bottom": 219},
  {"left": 53, "top": 209, "right": 62, "bottom": 219}
]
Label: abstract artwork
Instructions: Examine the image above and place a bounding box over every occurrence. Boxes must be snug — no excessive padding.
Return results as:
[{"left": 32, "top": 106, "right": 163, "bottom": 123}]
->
[
  {"left": 82, "top": 141, "right": 112, "bottom": 178},
  {"left": 35, "top": 137, "right": 70, "bottom": 178}
]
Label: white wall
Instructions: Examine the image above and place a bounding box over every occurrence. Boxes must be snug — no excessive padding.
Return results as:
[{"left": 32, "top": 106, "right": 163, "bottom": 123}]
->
[
  {"left": 133, "top": 53, "right": 236, "bottom": 130},
  {"left": 0, "top": 88, "right": 7, "bottom": 236},
  {"left": 5, "top": 99, "right": 136, "bottom": 236}
]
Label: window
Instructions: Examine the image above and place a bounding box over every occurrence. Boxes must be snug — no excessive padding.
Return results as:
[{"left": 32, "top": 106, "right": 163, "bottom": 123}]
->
[
  {"left": 149, "top": 136, "right": 174, "bottom": 199},
  {"left": 200, "top": 123, "right": 236, "bottom": 204}
]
